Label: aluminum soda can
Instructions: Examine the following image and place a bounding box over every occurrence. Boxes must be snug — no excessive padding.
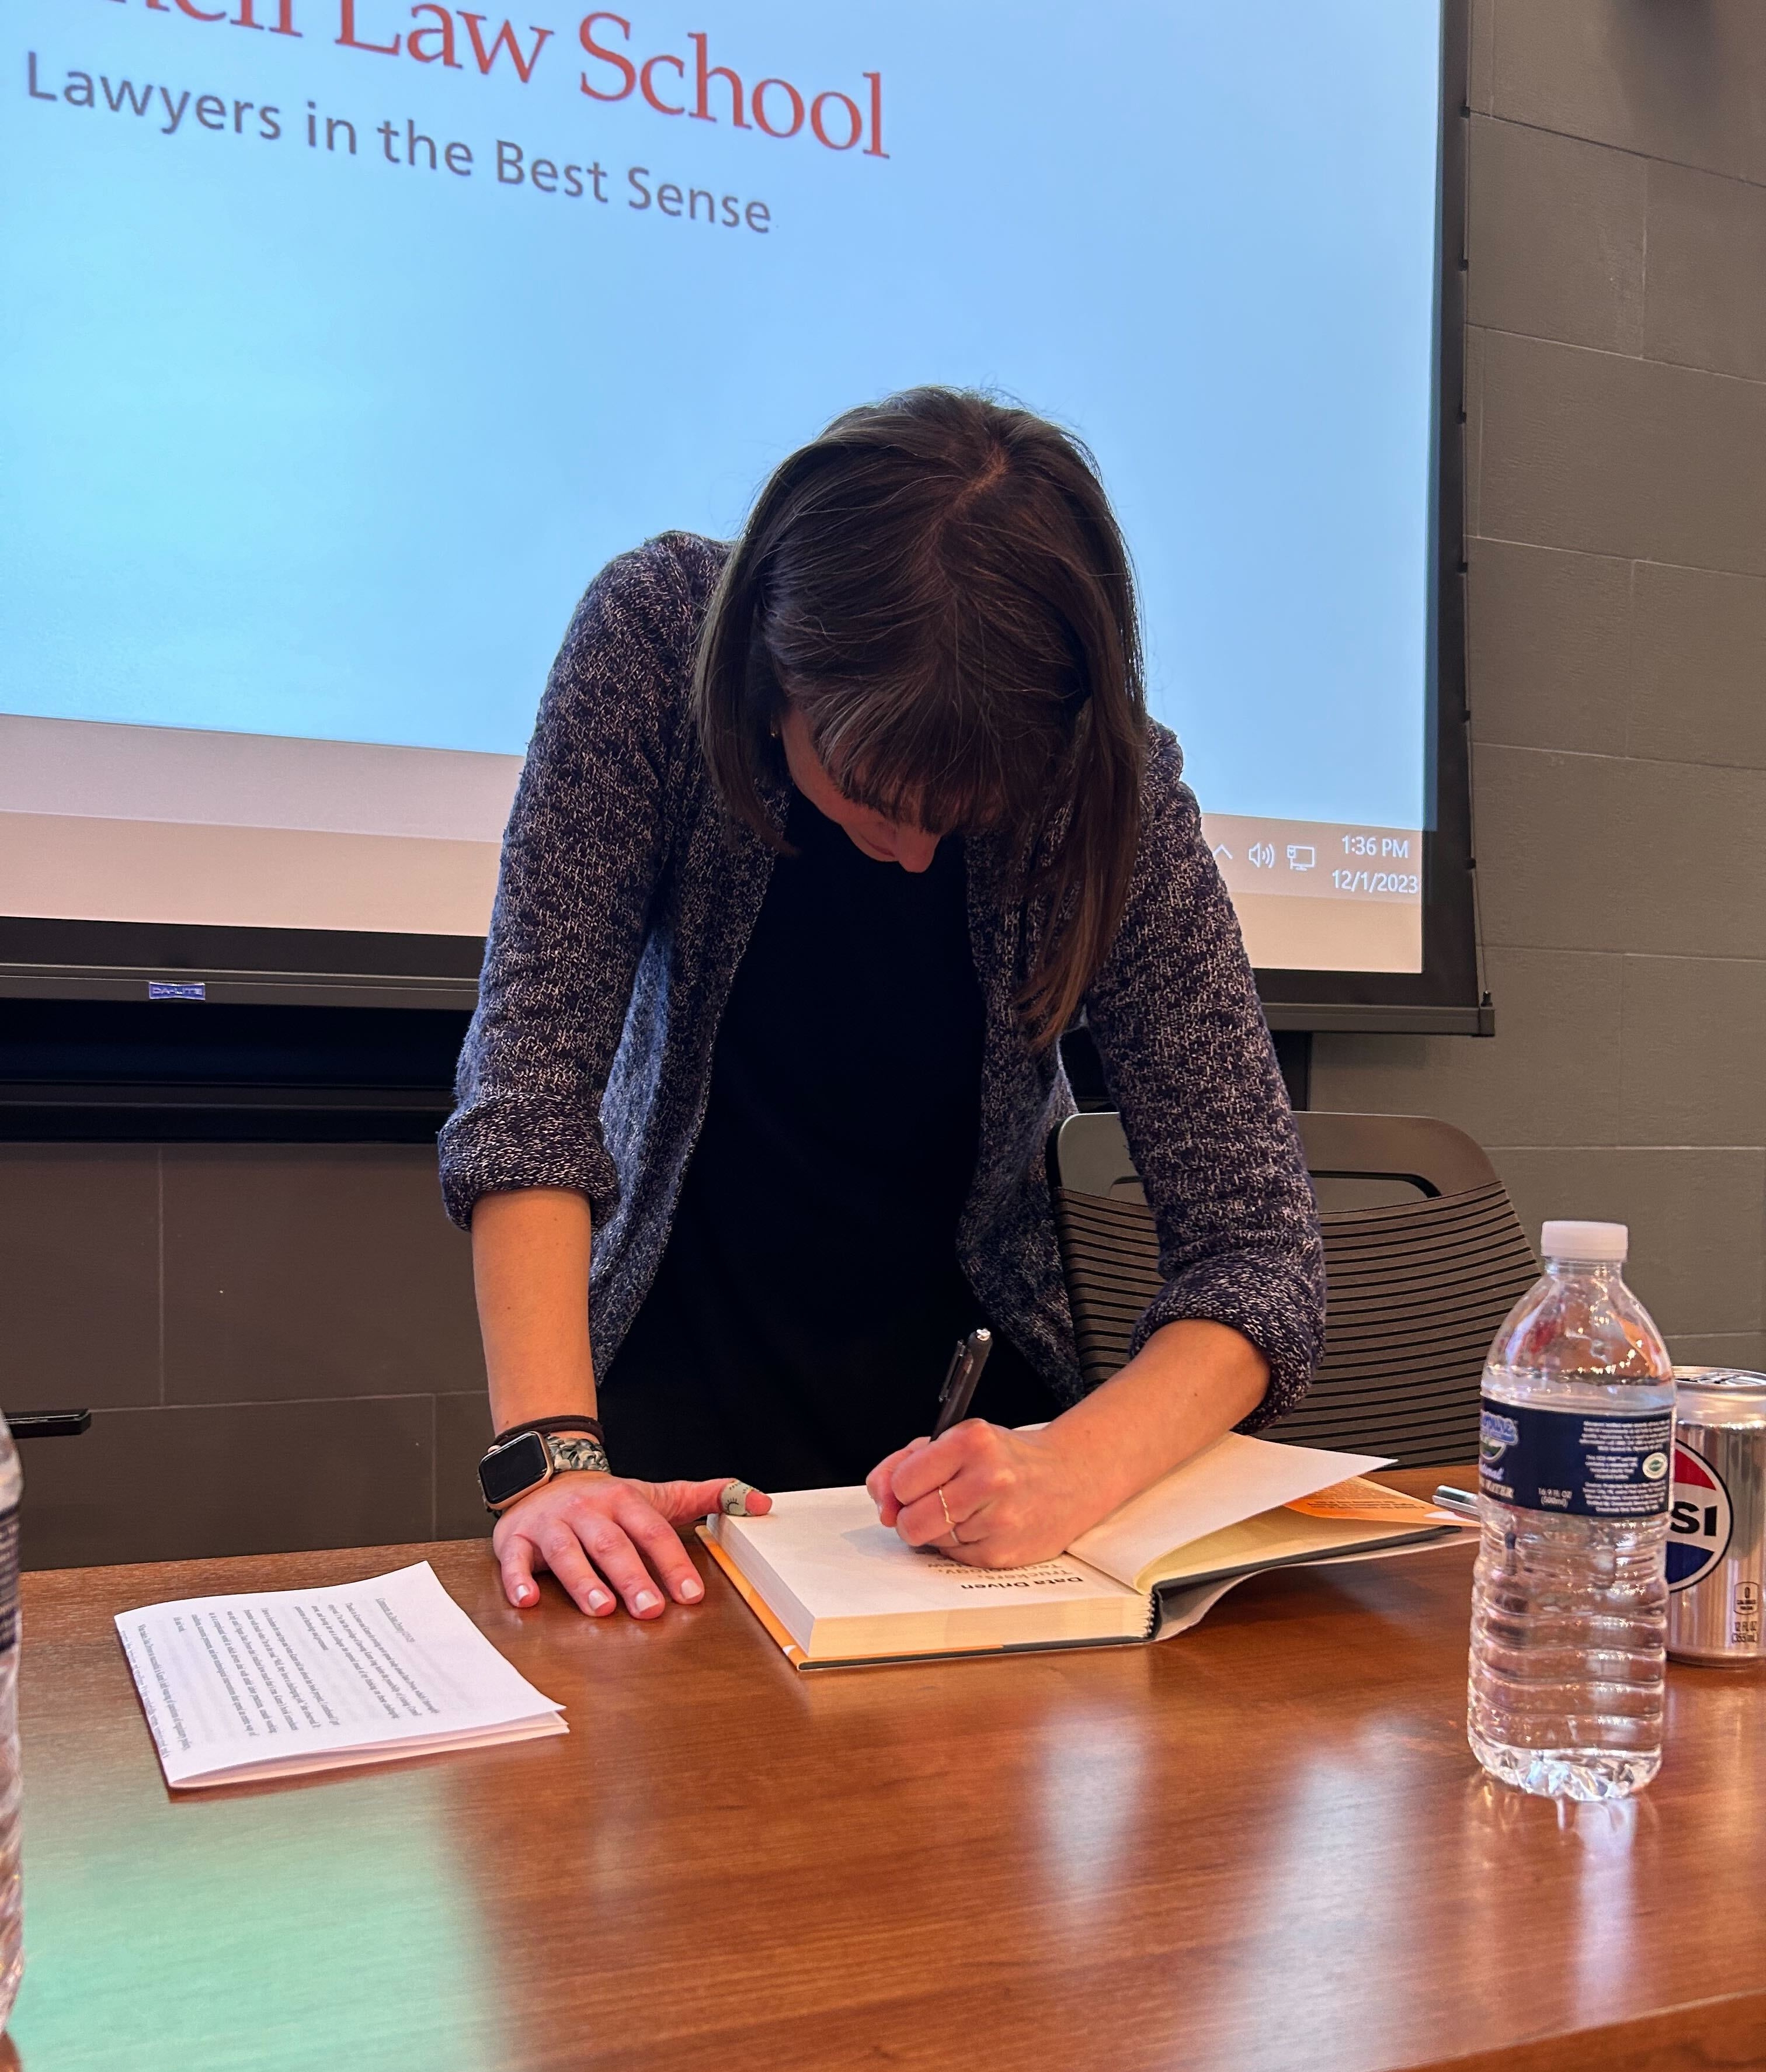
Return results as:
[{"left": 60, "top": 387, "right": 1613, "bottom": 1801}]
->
[{"left": 1667, "top": 1369, "right": 1766, "bottom": 1667}]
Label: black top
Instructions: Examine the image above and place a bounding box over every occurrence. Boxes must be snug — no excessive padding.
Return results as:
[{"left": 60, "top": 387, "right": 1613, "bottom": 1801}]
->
[
  {"left": 600, "top": 785, "right": 1059, "bottom": 1490},
  {"left": 443, "top": 536, "right": 1328, "bottom": 1429}
]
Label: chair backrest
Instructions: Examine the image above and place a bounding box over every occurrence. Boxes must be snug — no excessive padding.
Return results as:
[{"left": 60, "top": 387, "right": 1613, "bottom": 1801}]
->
[{"left": 1048, "top": 1110, "right": 1540, "bottom": 1467}]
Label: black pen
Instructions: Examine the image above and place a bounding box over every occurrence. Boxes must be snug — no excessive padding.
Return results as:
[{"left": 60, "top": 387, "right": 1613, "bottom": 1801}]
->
[{"left": 931, "top": 1327, "right": 992, "bottom": 1441}]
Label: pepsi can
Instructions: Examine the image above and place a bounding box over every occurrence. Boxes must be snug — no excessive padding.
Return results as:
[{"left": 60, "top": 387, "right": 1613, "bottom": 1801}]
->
[{"left": 1667, "top": 1369, "right": 1766, "bottom": 1666}]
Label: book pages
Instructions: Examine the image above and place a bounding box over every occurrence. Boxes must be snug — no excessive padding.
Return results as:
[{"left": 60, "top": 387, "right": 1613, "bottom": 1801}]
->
[
  {"left": 710, "top": 1487, "right": 1150, "bottom": 1660},
  {"left": 1134, "top": 1508, "right": 1456, "bottom": 1592},
  {"left": 1068, "top": 1433, "right": 1393, "bottom": 1593}
]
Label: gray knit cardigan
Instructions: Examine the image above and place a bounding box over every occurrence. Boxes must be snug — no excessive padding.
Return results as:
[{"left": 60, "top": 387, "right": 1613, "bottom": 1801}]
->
[{"left": 439, "top": 533, "right": 1326, "bottom": 1428}]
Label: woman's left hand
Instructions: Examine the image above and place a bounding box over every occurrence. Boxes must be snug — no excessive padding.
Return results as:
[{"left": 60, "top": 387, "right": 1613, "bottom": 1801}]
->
[{"left": 865, "top": 1421, "right": 1101, "bottom": 1569}]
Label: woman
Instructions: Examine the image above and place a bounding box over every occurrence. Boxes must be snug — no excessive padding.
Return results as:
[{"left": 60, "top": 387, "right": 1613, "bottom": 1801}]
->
[{"left": 440, "top": 388, "right": 1324, "bottom": 1621}]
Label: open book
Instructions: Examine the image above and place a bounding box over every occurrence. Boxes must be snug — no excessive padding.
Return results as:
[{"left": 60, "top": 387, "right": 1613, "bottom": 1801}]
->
[
  {"left": 701, "top": 1434, "right": 1468, "bottom": 1668},
  {"left": 114, "top": 1561, "right": 567, "bottom": 1789}
]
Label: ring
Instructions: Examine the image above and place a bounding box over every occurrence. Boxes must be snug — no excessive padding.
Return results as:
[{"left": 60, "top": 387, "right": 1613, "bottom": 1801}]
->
[
  {"left": 937, "top": 1486, "right": 961, "bottom": 1545},
  {"left": 719, "top": 1480, "right": 757, "bottom": 1516}
]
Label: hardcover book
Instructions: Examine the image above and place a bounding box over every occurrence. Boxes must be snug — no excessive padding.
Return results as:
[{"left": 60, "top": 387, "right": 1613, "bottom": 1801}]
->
[{"left": 701, "top": 1434, "right": 1465, "bottom": 1668}]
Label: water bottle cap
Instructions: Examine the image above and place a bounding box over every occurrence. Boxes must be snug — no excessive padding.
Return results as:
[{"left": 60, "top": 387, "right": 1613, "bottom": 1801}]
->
[{"left": 1541, "top": 1219, "right": 1628, "bottom": 1263}]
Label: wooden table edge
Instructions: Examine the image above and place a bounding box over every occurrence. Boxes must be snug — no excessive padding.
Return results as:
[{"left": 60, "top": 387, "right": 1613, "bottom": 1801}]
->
[{"left": 1417, "top": 1985, "right": 1766, "bottom": 2072}]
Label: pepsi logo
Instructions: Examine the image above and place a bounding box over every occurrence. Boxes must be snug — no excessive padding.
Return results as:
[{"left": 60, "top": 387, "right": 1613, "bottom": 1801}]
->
[{"left": 1666, "top": 1443, "right": 1733, "bottom": 1592}]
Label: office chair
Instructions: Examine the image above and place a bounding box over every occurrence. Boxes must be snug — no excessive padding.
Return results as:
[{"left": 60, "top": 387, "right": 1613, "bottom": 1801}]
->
[{"left": 1048, "top": 1110, "right": 1539, "bottom": 1467}]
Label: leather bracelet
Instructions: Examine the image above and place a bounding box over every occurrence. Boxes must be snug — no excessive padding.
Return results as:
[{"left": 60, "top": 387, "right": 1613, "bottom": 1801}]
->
[{"left": 492, "top": 1414, "right": 606, "bottom": 1449}]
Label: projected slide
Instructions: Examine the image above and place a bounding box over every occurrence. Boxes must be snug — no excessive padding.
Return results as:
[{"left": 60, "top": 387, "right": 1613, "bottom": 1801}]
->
[{"left": 1, "top": 1, "right": 1440, "bottom": 974}]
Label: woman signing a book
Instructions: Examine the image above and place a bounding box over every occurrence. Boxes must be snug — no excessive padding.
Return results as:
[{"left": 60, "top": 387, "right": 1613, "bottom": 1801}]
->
[{"left": 439, "top": 388, "right": 1326, "bottom": 1621}]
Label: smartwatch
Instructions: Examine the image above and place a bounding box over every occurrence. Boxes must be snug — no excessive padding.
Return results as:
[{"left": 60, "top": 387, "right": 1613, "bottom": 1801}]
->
[{"left": 478, "top": 1424, "right": 610, "bottom": 1512}]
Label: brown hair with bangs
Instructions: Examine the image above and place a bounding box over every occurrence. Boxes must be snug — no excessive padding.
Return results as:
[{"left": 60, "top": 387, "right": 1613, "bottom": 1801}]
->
[{"left": 693, "top": 387, "right": 1148, "bottom": 1049}]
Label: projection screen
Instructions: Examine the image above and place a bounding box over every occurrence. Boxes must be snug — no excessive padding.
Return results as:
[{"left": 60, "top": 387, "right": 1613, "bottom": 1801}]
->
[{"left": 1, "top": 0, "right": 1474, "bottom": 1022}]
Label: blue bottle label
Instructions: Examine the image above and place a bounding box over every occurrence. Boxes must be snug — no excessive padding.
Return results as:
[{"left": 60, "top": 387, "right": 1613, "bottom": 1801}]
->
[{"left": 1479, "top": 1397, "right": 1673, "bottom": 1518}]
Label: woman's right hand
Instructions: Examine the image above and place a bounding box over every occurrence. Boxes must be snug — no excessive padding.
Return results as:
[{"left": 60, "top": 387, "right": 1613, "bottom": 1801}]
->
[{"left": 492, "top": 1471, "right": 771, "bottom": 1619}]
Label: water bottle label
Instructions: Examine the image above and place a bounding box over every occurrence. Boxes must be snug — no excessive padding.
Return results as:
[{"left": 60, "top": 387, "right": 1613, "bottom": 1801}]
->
[
  {"left": 0, "top": 1505, "right": 17, "bottom": 1656},
  {"left": 1479, "top": 1398, "right": 1673, "bottom": 1517}
]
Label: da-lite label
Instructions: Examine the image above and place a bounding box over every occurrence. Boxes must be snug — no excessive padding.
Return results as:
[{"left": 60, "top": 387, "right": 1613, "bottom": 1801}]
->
[{"left": 1479, "top": 1398, "right": 1673, "bottom": 1518}]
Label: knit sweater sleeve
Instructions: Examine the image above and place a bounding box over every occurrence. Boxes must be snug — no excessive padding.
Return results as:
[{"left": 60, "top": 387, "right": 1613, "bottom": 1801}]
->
[
  {"left": 437, "top": 540, "right": 693, "bottom": 1231},
  {"left": 1080, "top": 730, "right": 1326, "bottom": 1428}
]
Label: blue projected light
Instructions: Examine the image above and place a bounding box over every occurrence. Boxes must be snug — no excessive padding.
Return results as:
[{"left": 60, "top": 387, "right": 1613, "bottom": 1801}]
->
[{"left": 1, "top": 1, "right": 1440, "bottom": 828}]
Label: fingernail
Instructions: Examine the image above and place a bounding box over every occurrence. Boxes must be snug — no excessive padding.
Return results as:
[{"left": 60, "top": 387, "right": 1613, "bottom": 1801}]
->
[
  {"left": 515, "top": 1584, "right": 535, "bottom": 1606},
  {"left": 586, "top": 1589, "right": 610, "bottom": 1612},
  {"left": 634, "top": 1589, "right": 660, "bottom": 1613},
  {"left": 679, "top": 1575, "right": 703, "bottom": 1602}
]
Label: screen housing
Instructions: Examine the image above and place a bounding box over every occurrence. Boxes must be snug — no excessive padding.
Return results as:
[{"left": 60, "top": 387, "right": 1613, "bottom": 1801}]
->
[
  {"left": 0, "top": 0, "right": 1483, "bottom": 1136},
  {"left": 1259, "top": 0, "right": 1483, "bottom": 1039}
]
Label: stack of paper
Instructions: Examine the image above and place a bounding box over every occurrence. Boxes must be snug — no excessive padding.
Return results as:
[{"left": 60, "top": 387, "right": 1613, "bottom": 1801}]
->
[{"left": 114, "top": 1560, "right": 566, "bottom": 1790}]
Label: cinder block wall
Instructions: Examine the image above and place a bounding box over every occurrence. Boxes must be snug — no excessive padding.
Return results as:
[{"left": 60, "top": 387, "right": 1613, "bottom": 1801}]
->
[
  {"left": 1313, "top": 0, "right": 1766, "bottom": 1374},
  {"left": 0, "top": 1147, "right": 492, "bottom": 1567},
  {"left": 5, "top": 0, "right": 1764, "bottom": 1566}
]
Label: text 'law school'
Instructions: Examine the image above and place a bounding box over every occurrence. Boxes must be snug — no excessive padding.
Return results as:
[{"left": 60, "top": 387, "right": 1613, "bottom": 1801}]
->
[{"left": 95, "top": 3, "right": 891, "bottom": 159}]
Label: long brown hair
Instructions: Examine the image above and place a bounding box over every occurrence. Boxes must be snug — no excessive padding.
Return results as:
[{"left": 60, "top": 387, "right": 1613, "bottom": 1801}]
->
[{"left": 693, "top": 387, "right": 1148, "bottom": 1048}]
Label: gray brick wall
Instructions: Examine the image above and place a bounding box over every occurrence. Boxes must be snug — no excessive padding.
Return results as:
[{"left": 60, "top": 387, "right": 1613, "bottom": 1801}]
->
[
  {"left": 1313, "top": 0, "right": 1766, "bottom": 1372},
  {"left": 0, "top": 1146, "right": 492, "bottom": 1567}
]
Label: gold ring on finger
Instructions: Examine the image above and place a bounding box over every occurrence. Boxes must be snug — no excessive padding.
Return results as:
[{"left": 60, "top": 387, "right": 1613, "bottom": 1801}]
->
[{"left": 937, "top": 1486, "right": 961, "bottom": 1546}]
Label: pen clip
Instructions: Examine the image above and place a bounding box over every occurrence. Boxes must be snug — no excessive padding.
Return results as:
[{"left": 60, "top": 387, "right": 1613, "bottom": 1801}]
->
[
  {"left": 932, "top": 1328, "right": 992, "bottom": 1439},
  {"left": 936, "top": 1337, "right": 969, "bottom": 1419}
]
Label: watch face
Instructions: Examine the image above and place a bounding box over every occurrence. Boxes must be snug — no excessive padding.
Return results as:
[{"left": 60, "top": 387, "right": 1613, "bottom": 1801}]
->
[{"left": 479, "top": 1430, "right": 549, "bottom": 1507}]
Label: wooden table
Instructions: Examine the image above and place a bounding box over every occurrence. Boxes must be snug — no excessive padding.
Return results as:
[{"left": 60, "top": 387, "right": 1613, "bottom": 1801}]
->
[{"left": 8, "top": 1468, "right": 1764, "bottom": 2072}]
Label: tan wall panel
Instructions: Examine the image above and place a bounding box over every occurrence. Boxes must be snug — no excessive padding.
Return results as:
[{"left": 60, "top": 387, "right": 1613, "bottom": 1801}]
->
[
  {"left": 1232, "top": 893, "right": 1423, "bottom": 974},
  {"left": 5, "top": 806, "right": 1423, "bottom": 970},
  {"left": 0, "top": 811, "right": 499, "bottom": 937}
]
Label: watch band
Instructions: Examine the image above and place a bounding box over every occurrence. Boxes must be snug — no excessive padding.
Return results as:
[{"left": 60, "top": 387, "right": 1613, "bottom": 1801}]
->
[
  {"left": 543, "top": 1434, "right": 610, "bottom": 1477},
  {"left": 491, "top": 1414, "right": 606, "bottom": 1449},
  {"left": 478, "top": 1427, "right": 611, "bottom": 1515}
]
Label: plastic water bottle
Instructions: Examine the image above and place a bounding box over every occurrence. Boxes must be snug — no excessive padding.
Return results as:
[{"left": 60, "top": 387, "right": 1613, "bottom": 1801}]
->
[
  {"left": 1468, "top": 1221, "right": 1675, "bottom": 1800},
  {"left": 0, "top": 1415, "right": 21, "bottom": 2026}
]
